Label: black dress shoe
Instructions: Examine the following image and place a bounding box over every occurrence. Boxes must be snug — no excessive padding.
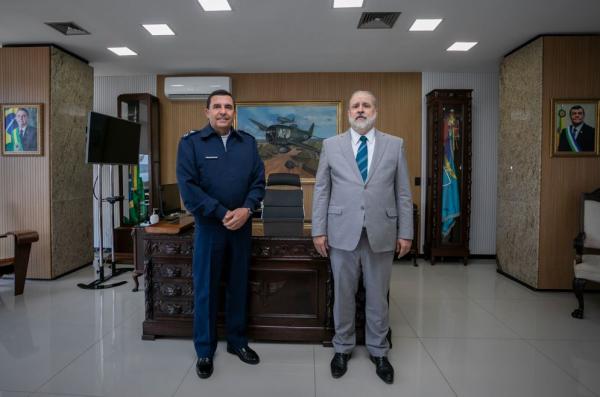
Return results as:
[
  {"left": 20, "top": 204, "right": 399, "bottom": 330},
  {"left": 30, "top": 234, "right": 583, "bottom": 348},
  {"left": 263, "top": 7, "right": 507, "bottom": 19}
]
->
[
  {"left": 227, "top": 345, "right": 260, "bottom": 365},
  {"left": 196, "top": 357, "right": 214, "bottom": 379},
  {"left": 330, "top": 352, "right": 351, "bottom": 378},
  {"left": 370, "top": 355, "right": 394, "bottom": 384}
]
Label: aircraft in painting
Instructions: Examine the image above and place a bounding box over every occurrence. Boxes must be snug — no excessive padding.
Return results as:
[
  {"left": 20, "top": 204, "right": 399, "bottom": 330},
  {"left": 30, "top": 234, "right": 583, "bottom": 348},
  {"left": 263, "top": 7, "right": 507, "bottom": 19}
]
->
[{"left": 249, "top": 118, "right": 319, "bottom": 153}]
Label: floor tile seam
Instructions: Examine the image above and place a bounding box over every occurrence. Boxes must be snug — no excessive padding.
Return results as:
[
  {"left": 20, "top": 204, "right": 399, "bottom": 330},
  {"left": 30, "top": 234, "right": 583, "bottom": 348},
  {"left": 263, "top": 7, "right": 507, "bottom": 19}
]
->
[
  {"left": 0, "top": 388, "right": 30, "bottom": 394},
  {"left": 389, "top": 295, "right": 419, "bottom": 336},
  {"left": 31, "top": 332, "right": 107, "bottom": 394},
  {"left": 29, "top": 391, "right": 103, "bottom": 397},
  {"left": 522, "top": 338, "right": 600, "bottom": 397},
  {"left": 417, "top": 336, "right": 524, "bottom": 341},
  {"left": 415, "top": 337, "right": 459, "bottom": 397},
  {"left": 522, "top": 337, "right": 600, "bottom": 342},
  {"left": 170, "top": 358, "right": 196, "bottom": 397},
  {"left": 466, "top": 294, "right": 525, "bottom": 338}
]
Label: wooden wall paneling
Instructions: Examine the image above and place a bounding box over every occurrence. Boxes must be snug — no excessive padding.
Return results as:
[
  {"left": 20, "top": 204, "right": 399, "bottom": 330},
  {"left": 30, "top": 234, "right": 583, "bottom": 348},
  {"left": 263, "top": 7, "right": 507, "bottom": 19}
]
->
[
  {"left": 0, "top": 47, "right": 51, "bottom": 278},
  {"left": 539, "top": 36, "right": 600, "bottom": 288},
  {"left": 158, "top": 73, "right": 422, "bottom": 215}
]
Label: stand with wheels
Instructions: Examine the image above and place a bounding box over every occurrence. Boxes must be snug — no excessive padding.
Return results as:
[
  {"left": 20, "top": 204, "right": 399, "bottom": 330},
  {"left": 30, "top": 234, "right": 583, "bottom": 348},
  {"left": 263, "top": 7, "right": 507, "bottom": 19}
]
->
[{"left": 78, "top": 164, "right": 132, "bottom": 290}]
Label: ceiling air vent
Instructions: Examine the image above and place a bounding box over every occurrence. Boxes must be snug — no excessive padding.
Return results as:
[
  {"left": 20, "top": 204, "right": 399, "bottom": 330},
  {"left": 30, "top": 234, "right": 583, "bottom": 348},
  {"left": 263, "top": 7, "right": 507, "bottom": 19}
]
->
[
  {"left": 45, "top": 22, "right": 90, "bottom": 36},
  {"left": 357, "top": 12, "right": 401, "bottom": 29}
]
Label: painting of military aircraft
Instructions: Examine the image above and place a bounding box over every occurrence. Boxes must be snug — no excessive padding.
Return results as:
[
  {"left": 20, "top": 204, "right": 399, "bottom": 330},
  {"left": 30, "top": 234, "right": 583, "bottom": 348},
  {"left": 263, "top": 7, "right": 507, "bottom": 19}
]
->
[
  {"left": 235, "top": 101, "right": 341, "bottom": 180},
  {"left": 248, "top": 118, "right": 319, "bottom": 153}
]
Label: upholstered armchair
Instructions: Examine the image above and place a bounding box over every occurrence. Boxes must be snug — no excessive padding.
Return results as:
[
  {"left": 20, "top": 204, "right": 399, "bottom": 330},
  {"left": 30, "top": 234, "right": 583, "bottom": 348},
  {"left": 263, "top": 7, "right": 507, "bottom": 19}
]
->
[
  {"left": 0, "top": 230, "right": 39, "bottom": 296},
  {"left": 572, "top": 188, "right": 600, "bottom": 319}
]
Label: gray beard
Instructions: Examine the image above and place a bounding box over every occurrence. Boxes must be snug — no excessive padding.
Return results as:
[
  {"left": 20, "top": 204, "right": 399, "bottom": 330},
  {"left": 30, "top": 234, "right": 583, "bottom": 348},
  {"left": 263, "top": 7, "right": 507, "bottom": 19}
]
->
[{"left": 349, "top": 114, "right": 376, "bottom": 133}]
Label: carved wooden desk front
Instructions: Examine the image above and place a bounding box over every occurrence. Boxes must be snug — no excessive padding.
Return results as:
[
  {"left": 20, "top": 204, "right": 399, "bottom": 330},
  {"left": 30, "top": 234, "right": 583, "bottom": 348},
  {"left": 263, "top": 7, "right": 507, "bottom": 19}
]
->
[{"left": 142, "top": 230, "right": 334, "bottom": 343}]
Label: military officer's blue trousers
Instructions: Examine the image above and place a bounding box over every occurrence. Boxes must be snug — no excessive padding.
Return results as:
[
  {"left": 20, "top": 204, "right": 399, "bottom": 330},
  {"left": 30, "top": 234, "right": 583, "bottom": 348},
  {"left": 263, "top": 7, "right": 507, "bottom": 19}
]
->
[{"left": 192, "top": 220, "right": 252, "bottom": 359}]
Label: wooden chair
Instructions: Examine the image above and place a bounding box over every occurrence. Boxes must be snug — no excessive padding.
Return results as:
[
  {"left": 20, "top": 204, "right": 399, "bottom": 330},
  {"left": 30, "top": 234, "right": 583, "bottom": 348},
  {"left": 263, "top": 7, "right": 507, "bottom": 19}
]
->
[{"left": 0, "top": 230, "right": 39, "bottom": 296}]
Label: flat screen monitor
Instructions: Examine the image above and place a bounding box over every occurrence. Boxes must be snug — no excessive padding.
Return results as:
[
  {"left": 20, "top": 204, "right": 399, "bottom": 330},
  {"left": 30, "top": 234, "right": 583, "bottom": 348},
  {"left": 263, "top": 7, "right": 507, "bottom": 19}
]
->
[
  {"left": 85, "top": 111, "right": 141, "bottom": 165},
  {"left": 160, "top": 183, "right": 182, "bottom": 216}
]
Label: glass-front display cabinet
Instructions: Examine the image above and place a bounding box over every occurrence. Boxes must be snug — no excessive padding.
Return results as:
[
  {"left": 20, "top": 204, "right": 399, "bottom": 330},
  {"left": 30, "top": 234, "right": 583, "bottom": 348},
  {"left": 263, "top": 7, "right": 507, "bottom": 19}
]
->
[
  {"left": 424, "top": 89, "right": 472, "bottom": 265},
  {"left": 114, "top": 93, "right": 160, "bottom": 262}
]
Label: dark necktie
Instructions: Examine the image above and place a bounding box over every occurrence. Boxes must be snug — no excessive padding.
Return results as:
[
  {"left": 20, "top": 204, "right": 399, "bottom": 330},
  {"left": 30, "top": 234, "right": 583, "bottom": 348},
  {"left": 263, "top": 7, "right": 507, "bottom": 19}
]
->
[{"left": 356, "top": 135, "right": 368, "bottom": 182}]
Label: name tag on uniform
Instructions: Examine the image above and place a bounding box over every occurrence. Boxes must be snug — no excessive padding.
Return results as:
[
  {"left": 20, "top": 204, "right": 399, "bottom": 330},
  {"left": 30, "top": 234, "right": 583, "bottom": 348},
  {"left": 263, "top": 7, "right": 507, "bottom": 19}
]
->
[{"left": 205, "top": 156, "right": 219, "bottom": 159}]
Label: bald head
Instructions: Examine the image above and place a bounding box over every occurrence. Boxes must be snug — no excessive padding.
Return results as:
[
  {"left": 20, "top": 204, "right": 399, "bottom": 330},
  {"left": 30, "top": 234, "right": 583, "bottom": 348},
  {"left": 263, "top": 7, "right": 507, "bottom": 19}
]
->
[{"left": 349, "top": 90, "right": 377, "bottom": 109}]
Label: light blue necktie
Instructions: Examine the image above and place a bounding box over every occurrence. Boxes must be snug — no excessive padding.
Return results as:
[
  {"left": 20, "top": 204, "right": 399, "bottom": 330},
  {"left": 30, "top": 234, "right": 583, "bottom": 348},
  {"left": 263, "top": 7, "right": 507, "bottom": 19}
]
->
[{"left": 356, "top": 135, "right": 368, "bottom": 182}]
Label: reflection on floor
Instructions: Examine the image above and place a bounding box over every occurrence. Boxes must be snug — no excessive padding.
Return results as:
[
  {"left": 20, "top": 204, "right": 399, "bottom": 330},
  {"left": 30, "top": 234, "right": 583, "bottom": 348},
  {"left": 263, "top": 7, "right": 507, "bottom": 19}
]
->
[{"left": 1, "top": 260, "right": 600, "bottom": 397}]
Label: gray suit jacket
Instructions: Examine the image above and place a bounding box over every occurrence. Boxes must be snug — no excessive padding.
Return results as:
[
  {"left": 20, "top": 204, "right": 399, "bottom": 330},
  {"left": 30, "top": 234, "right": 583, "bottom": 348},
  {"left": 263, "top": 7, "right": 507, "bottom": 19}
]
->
[{"left": 312, "top": 129, "right": 413, "bottom": 253}]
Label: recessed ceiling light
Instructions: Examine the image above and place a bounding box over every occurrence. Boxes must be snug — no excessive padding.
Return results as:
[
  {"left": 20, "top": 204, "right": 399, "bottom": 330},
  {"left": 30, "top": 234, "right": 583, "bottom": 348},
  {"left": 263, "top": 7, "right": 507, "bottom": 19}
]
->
[
  {"left": 447, "top": 42, "right": 478, "bottom": 51},
  {"left": 409, "top": 19, "right": 442, "bottom": 31},
  {"left": 107, "top": 47, "right": 137, "bottom": 56},
  {"left": 197, "top": 0, "right": 231, "bottom": 11},
  {"left": 142, "top": 24, "right": 175, "bottom": 36},
  {"left": 333, "top": 0, "right": 363, "bottom": 8}
]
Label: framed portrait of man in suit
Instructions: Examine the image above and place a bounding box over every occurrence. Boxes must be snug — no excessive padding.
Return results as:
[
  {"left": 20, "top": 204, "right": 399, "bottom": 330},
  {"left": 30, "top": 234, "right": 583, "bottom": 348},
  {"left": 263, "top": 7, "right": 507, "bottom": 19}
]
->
[
  {"left": 552, "top": 99, "right": 599, "bottom": 157},
  {"left": 235, "top": 101, "right": 342, "bottom": 182},
  {"left": 2, "top": 104, "right": 43, "bottom": 156}
]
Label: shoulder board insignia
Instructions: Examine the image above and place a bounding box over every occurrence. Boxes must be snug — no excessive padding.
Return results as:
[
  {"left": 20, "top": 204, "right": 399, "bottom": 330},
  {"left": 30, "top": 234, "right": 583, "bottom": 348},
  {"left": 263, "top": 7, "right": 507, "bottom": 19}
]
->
[{"left": 182, "top": 130, "right": 200, "bottom": 139}]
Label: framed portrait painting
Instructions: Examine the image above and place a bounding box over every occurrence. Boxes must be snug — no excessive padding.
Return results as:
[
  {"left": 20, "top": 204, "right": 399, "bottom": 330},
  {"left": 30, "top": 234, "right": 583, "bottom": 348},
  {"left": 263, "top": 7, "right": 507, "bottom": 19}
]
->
[
  {"left": 2, "top": 104, "right": 43, "bottom": 156},
  {"left": 552, "top": 99, "right": 599, "bottom": 157},
  {"left": 235, "top": 101, "right": 342, "bottom": 182}
]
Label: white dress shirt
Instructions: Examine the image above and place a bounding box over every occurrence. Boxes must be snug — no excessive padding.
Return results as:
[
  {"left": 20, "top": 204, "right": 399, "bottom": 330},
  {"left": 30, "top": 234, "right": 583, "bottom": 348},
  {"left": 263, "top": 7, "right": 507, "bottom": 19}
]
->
[
  {"left": 350, "top": 128, "right": 375, "bottom": 175},
  {"left": 221, "top": 132, "right": 230, "bottom": 149}
]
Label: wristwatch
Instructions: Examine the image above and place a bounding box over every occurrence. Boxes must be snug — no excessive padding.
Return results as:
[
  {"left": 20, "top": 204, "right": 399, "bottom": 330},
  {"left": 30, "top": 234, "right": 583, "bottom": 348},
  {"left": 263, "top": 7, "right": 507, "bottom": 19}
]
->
[{"left": 246, "top": 208, "right": 253, "bottom": 216}]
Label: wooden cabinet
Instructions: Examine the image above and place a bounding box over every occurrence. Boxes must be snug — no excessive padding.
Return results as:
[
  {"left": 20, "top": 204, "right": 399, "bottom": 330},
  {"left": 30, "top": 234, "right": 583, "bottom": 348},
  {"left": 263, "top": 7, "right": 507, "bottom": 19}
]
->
[
  {"left": 113, "top": 93, "right": 161, "bottom": 262},
  {"left": 424, "top": 89, "right": 472, "bottom": 265}
]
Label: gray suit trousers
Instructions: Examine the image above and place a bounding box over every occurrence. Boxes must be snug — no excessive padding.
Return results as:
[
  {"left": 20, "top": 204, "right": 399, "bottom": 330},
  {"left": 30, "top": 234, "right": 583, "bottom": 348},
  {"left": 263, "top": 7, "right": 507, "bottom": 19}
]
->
[{"left": 329, "top": 230, "right": 394, "bottom": 357}]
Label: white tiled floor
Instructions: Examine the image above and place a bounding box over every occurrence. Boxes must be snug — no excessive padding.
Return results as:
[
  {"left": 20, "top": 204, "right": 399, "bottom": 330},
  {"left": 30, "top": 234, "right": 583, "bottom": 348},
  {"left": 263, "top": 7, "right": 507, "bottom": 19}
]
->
[{"left": 2, "top": 259, "right": 600, "bottom": 397}]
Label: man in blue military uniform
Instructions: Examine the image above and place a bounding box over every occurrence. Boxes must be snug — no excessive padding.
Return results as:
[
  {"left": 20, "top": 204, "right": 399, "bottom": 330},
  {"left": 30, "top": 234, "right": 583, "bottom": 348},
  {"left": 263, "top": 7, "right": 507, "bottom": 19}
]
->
[{"left": 176, "top": 89, "right": 265, "bottom": 379}]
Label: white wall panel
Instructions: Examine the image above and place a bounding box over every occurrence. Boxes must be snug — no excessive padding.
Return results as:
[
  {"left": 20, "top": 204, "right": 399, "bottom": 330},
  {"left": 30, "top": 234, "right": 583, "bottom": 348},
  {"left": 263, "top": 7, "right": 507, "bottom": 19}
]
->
[{"left": 92, "top": 75, "right": 156, "bottom": 248}]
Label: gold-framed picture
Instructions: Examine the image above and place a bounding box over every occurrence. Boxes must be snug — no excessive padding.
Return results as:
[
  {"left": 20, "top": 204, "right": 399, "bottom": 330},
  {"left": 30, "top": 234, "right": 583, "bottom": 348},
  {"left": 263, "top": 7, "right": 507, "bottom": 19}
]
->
[
  {"left": 551, "top": 99, "right": 599, "bottom": 157},
  {"left": 235, "top": 101, "right": 342, "bottom": 182},
  {"left": 2, "top": 104, "right": 43, "bottom": 156}
]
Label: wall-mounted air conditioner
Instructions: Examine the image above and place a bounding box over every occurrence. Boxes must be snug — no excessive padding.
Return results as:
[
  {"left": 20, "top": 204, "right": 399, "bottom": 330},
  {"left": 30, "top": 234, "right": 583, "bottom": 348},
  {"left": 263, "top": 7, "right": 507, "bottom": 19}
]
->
[{"left": 164, "top": 76, "right": 231, "bottom": 100}]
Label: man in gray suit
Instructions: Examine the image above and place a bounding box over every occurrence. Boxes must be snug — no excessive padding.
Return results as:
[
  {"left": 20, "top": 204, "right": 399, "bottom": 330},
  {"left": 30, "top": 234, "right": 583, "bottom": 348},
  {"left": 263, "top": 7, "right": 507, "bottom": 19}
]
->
[{"left": 312, "top": 91, "right": 413, "bottom": 384}]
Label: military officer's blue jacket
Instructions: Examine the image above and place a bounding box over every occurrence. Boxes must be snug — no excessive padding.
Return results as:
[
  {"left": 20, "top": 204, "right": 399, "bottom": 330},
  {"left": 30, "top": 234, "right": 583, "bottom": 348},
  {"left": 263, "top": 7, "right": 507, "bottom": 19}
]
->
[{"left": 176, "top": 124, "right": 265, "bottom": 225}]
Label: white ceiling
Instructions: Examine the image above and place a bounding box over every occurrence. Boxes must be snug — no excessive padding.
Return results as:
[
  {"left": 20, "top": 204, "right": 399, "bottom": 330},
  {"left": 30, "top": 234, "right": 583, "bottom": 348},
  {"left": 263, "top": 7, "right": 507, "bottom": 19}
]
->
[{"left": 1, "top": 0, "right": 599, "bottom": 76}]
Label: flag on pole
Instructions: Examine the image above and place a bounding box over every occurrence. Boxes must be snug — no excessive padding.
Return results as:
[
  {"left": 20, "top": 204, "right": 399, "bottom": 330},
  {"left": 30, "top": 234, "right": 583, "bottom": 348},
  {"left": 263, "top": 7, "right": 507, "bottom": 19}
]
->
[
  {"left": 125, "top": 165, "right": 146, "bottom": 225},
  {"left": 441, "top": 110, "right": 461, "bottom": 238},
  {"left": 4, "top": 107, "right": 23, "bottom": 152}
]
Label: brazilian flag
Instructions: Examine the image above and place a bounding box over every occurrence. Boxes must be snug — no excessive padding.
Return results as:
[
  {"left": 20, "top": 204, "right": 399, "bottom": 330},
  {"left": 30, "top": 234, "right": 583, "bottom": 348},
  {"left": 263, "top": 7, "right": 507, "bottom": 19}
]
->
[
  {"left": 4, "top": 108, "right": 23, "bottom": 152},
  {"left": 124, "top": 165, "right": 147, "bottom": 225}
]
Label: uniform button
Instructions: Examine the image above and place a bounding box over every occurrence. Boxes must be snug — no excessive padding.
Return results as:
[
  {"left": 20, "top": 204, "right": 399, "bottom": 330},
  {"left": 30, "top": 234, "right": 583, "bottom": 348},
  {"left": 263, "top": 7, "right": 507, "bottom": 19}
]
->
[{"left": 360, "top": 206, "right": 364, "bottom": 210}]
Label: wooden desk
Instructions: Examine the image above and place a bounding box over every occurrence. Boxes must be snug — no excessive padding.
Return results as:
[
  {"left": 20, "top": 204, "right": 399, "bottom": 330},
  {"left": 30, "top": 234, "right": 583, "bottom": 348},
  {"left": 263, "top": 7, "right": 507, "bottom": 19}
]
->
[{"left": 141, "top": 230, "right": 333, "bottom": 343}]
